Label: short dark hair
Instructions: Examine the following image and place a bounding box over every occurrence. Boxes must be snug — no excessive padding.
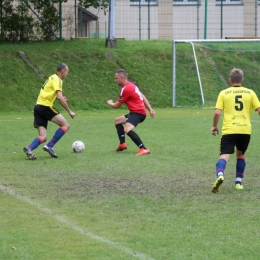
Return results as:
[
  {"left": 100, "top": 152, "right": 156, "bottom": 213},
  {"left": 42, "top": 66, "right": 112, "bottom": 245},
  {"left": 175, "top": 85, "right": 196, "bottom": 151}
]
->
[
  {"left": 230, "top": 68, "right": 243, "bottom": 84},
  {"left": 116, "top": 69, "right": 128, "bottom": 79},
  {"left": 57, "top": 63, "right": 68, "bottom": 72}
]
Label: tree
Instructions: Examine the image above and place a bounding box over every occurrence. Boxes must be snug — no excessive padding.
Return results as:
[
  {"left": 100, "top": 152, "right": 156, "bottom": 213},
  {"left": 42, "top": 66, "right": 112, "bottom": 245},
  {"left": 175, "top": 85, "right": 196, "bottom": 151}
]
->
[
  {"left": 0, "top": 0, "right": 109, "bottom": 43},
  {"left": 0, "top": 0, "right": 36, "bottom": 42},
  {"left": 79, "top": 0, "right": 108, "bottom": 12},
  {"left": 29, "top": 0, "right": 60, "bottom": 41},
  {"left": 29, "top": 0, "right": 108, "bottom": 9}
]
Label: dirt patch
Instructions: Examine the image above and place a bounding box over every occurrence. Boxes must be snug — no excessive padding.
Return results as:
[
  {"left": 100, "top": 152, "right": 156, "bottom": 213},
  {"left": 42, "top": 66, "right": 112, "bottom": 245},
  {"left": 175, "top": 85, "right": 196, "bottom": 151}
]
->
[{"left": 47, "top": 175, "right": 208, "bottom": 199}]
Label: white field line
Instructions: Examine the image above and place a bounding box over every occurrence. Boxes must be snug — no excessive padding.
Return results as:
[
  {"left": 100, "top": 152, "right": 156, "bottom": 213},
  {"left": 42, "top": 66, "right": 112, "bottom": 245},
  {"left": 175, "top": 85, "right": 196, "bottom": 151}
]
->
[
  {"left": 0, "top": 120, "right": 25, "bottom": 122},
  {"left": 0, "top": 184, "right": 155, "bottom": 260}
]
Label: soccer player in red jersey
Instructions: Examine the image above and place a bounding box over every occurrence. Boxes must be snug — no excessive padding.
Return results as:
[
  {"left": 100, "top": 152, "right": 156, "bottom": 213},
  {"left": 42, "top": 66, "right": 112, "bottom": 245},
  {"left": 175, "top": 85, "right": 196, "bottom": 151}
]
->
[{"left": 107, "top": 69, "right": 155, "bottom": 156}]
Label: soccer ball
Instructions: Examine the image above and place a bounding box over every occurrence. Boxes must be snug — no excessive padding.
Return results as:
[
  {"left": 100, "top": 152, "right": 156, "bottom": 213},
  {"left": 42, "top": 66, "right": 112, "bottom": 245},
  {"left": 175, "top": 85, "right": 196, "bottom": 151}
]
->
[{"left": 72, "top": 140, "right": 85, "bottom": 153}]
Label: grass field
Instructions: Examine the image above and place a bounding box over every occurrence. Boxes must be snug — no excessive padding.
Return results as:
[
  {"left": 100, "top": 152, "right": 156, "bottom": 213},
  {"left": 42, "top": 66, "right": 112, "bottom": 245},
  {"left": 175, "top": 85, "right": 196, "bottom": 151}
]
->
[
  {"left": 2, "top": 39, "right": 260, "bottom": 113},
  {"left": 0, "top": 39, "right": 173, "bottom": 111},
  {"left": 1, "top": 108, "right": 260, "bottom": 260}
]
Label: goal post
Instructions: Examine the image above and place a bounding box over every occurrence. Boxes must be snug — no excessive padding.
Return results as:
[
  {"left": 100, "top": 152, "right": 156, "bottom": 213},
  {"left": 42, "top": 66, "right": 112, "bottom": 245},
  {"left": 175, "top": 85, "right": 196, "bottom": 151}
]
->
[{"left": 172, "top": 39, "right": 260, "bottom": 108}]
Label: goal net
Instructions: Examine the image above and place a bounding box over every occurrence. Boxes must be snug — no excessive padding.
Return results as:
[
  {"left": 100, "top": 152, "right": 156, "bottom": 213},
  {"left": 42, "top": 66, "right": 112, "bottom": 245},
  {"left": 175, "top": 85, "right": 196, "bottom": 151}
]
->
[{"left": 172, "top": 39, "right": 260, "bottom": 108}]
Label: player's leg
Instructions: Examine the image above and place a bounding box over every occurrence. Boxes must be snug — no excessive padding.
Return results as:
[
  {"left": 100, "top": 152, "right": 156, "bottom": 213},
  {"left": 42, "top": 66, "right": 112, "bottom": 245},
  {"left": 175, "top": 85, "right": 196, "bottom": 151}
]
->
[
  {"left": 216, "top": 154, "right": 230, "bottom": 177},
  {"left": 124, "top": 113, "right": 150, "bottom": 155},
  {"left": 43, "top": 114, "right": 70, "bottom": 158},
  {"left": 48, "top": 113, "right": 70, "bottom": 146},
  {"left": 235, "top": 152, "right": 245, "bottom": 189},
  {"left": 23, "top": 106, "right": 48, "bottom": 160},
  {"left": 212, "top": 153, "right": 230, "bottom": 192},
  {"left": 235, "top": 134, "right": 250, "bottom": 189},
  {"left": 212, "top": 134, "right": 233, "bottom": 193},
  {"left": 114, "top": 115, "right": 127, "bottom": 151}
]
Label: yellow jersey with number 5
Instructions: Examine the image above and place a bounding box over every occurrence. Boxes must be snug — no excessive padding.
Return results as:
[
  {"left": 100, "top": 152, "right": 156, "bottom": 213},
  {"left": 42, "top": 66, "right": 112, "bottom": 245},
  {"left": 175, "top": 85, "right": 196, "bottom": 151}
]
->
[
  {"left": 215, "top": 86, "right": 260, "bottom": 134},
  {"left": 36, "top": 74, "right": 63, "bottom": 107}
]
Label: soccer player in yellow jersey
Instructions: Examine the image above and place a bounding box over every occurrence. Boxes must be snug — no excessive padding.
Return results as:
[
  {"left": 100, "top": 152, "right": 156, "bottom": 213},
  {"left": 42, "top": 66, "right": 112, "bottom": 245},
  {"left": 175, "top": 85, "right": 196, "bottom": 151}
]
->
[
  {"left": 211, "top": 68, "right": 260, "bottom": 193},
  {"left": 23, "top": 63, "right": 75, "bottom": 159}
]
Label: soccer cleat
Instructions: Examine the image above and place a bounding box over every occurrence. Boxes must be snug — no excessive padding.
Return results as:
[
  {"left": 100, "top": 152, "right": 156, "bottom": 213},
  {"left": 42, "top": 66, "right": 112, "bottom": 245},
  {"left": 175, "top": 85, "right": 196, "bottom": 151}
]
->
[
  {"left": 116, "top": 143, "right": 127, "bottom": 151},
  {"left": 43, "top": 145, "right": 58, "bottom": 158},
  {"left": 212, "top": 175, "right": 224, "bottom": 193},
  {"left": 235, "top": 184, "right": 244, "bottom": 190},
  {"left": 23, "top": 146, "right": 37, "bottom": 160},
  {"left": 135, "top": 148, "right": 150, "bottom": 156}
]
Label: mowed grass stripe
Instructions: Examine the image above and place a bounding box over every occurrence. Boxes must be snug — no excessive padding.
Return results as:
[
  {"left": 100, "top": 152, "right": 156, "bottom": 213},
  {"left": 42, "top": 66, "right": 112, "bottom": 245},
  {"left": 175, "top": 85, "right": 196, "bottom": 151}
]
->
[
  {"left": 1, "top": 109, "right": 260, "bottom": 259},
  {"left": 0, "top": 184, "right": 155, "bottom": 260}
]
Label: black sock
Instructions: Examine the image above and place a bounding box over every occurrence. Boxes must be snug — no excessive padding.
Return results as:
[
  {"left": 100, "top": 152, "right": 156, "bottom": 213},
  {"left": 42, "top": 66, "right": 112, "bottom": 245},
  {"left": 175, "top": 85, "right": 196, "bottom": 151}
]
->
[
  {"left": 127, "top": 130, "right": 146, "bottom": 149},
  {"left": 115, "top": 124, "right": 125, "bottom": 144}
]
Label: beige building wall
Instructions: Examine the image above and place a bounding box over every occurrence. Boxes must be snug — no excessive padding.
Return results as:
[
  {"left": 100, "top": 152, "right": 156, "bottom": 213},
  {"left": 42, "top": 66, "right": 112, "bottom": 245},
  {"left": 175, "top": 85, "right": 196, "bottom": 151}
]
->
[
  {"left": 158, "top": 0, "right": 173, "bottom": 39},
  {"left": 243, "top": 0, "right": 257, "bottom": 37},
  {"left": 115, "top": 1, "right": 159, "bottom": 39},
  {"left": 206, "top": 4, "right": 244, "bottom": 39},
  {"left": 173, "top": 5, "right": 203, "bottom": 39},
  {"left": 62, "top": 0, "right": 259, "bottom": 40}
]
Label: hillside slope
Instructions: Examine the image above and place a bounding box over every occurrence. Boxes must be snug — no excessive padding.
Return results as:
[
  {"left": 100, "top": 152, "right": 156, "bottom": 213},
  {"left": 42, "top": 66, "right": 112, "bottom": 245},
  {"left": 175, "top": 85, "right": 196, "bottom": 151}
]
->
[
  {"left": 2, "top": 39, "right": 260, "bottom": 111},
  {"left": 0, "top": 39, "right": 173, "bottom": 111}
]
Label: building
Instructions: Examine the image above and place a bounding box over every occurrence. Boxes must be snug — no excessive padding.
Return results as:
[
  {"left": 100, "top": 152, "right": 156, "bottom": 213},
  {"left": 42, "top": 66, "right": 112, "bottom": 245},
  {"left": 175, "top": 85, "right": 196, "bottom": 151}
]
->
[{"left": 51, "top": 0, "right": 260, "bottom": 40}]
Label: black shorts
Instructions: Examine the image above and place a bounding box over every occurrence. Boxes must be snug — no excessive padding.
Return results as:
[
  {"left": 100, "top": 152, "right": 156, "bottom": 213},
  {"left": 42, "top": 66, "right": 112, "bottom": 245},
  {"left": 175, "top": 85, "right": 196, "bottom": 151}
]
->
[
  {"left": 125, "top": 112, "right": 146, "bottom": 127},
  {"left": 220, "top": 134, "right": 251, "bottom": 155},
  {"left": 33, "top": 105, "right": 60, "bottom": 129}
]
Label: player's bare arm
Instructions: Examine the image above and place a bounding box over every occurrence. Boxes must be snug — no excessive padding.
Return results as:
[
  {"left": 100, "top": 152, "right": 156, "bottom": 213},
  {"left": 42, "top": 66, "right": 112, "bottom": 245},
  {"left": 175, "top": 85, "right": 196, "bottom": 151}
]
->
[
  {"left": 107, "top": 100, "right": 122, "bottom": 109},
  {"left": 56, "top": 91, "right": 75, "bottom": 119},
  {"left": 257, "top": 107, "right": 260, "bottom": 115},
  {"left": 211, "top": 109, "right": 221, "bottom": 135},
  {"left": 142, "top": 94, "right": 155, "bottom": 118}
]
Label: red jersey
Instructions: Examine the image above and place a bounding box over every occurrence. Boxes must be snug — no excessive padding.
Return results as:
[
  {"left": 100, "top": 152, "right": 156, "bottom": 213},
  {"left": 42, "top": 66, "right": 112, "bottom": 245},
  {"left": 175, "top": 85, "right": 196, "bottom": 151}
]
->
[{"left": 117, "top": 82, "right": 146, "bottom": 115}]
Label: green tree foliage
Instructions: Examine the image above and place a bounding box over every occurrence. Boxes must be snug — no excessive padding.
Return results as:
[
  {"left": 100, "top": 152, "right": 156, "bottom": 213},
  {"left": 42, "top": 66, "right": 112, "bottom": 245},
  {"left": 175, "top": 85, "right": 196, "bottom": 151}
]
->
[
  {"left": 79, "top": 0, "right": 108, "bottom": 10},
  {"left": 0, "top": 0, "right": 107, "bottom": 43},
  {"left": 0, "top": 0, "right": 35, "bottom": 42},
  {"left": 29, "top": 0, "right": 60, "bottom": 41}
]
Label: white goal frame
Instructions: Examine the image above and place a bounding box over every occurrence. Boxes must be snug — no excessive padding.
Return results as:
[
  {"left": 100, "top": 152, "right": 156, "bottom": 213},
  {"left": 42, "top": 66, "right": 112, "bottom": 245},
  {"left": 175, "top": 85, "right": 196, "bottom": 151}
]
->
[{"left": 172, "top": 39, "right": 260, "bottom": 107}]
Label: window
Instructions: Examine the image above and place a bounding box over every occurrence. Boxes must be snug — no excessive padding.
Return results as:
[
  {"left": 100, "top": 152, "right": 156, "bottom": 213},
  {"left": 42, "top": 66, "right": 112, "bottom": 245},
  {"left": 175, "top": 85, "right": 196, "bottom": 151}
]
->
[
  {"left": 130, "top": 0, "right": 157, "bottom": 5},
  {"left": 173, "top": 0, "right": 199, "bottom": 6},
  {"left": 216, "top": 0, "right": 242, "bottom": 4},
  {"left": 173, "top": 0, "right": 242, "bottom": 5}
]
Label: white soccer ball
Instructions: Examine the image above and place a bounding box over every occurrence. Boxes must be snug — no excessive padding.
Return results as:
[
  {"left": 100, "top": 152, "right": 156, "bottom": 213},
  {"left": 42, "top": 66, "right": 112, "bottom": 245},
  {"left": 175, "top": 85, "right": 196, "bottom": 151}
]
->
[{"left": 72, "top": 140, "right": 85, "bottom": 153}]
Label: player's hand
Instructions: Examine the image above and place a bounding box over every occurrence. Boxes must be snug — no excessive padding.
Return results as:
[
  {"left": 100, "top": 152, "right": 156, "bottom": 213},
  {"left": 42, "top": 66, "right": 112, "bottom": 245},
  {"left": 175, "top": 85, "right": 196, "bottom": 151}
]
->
[
  {"left": 211, "top": 126, "right": 219, "bottom": 136},
  {"left": 70, "top": 111, "right": 76, "bottom": 119},
  {"left": 150, "top": 109, "right": 155, "bottom": 118},
  {"left": 107, "top": 100, "right": 113, "bottom": 106}
]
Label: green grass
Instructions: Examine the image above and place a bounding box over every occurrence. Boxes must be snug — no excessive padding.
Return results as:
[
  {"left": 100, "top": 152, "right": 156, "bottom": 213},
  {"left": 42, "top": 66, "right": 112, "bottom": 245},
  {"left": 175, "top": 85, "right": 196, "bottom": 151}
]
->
[
  {"left": 2, "top": 39, "right": 260, "bottom": 259},
  {"left": 0, "top": 39, "right": 172, "bottom": 111},
  {"left": 175, "top": 41, "right": 260, "bottom": 107},
  {"left": 2, "top": 39, "right": 260, "bottom": 110},
  {"left": 2, "top": 39, "right": 260, "bottom": 111},
  {"left": 1, "top": 109, "right": 260, "bottom": 259}
]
